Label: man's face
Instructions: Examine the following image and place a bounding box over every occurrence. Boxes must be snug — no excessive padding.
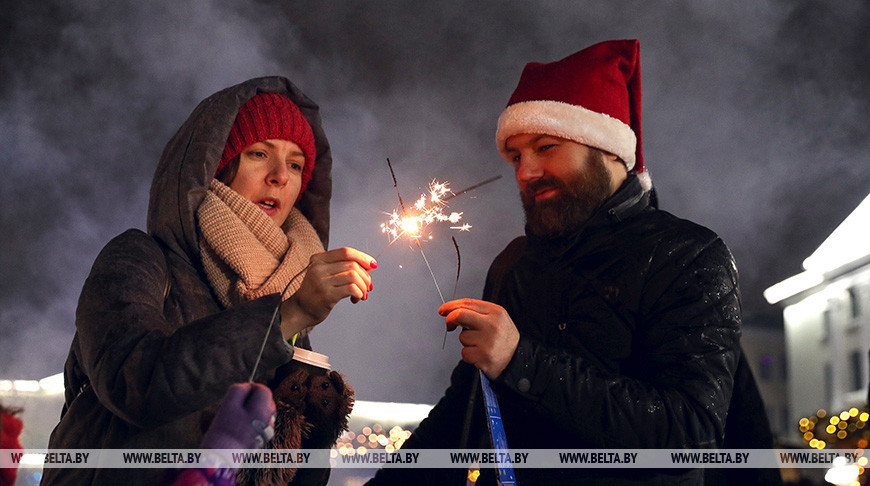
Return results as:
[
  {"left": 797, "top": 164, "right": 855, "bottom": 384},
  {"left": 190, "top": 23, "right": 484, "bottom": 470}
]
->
[{"left": 502, "top": 133, "right": 627, "bottom": 237}]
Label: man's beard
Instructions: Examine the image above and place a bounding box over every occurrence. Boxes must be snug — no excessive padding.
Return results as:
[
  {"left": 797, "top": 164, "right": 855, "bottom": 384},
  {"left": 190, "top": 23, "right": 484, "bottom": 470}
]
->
[{"left": 521, "top": 150, "right": 613, "bottom": 238}]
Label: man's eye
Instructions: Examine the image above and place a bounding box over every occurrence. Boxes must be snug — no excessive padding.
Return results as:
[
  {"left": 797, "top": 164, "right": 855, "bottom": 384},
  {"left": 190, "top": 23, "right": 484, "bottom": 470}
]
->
[{"left": 539, "top": 144, "right": 556, "bottom": 152}]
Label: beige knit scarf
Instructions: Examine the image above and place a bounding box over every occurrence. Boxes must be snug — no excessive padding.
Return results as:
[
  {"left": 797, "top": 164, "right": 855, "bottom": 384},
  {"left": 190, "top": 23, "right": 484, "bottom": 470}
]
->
[{"left": 197, "top": 179, "right": 324, "bottom": 309}]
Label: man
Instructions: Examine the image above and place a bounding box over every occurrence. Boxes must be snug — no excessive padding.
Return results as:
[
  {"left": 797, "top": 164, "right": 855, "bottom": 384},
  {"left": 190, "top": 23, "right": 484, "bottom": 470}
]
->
[{"left": 369, "top": 39, "right": 761, "bottom": 485}]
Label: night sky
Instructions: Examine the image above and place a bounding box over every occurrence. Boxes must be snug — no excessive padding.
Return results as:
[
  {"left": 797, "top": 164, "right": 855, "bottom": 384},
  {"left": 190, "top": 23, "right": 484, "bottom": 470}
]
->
[{"left": 2, "top": 1, "right": 869, "bottom": 405}]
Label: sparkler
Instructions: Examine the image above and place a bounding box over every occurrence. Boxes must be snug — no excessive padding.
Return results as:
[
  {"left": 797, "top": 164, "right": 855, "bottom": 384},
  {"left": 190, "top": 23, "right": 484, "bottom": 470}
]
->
[
  {"left": 250, "top": 161, "right": 501, "bottom": 381},
  {"left": 378, "top": 161, "right": 498, "bottom": 256},
  {"left": 378, "top": 159, "right": 500, "bottom": 348},
  {"left": 443, "top": 235, "right": 461, "bottom": 349},
  {"left": 249, "top": 263, "right": 310, "bottom": 383}
]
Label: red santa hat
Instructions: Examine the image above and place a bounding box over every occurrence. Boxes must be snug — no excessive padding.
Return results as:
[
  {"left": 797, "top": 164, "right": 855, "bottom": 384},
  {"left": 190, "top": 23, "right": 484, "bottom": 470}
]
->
[{"left": 496, "top": 39, "right": 650, "bottom": 190}]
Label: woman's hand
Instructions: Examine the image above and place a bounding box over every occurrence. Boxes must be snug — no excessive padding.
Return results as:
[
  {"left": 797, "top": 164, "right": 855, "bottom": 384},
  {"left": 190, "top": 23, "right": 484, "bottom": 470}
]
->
[{"left": 279, "top": 247, "right": 377, "bottom": 339}]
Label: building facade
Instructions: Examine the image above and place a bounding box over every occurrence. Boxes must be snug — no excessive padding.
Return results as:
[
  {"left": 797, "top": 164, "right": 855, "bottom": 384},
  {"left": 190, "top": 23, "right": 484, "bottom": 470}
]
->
[{"left": 765, "top": 194, "right": 870, "bottom": 441}]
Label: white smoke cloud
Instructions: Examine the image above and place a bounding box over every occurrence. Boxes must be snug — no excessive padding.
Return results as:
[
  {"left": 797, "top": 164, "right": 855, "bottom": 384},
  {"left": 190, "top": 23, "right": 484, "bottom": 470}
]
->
[{"left": 1, "top": 1, "right": 868, "bottom": 410}]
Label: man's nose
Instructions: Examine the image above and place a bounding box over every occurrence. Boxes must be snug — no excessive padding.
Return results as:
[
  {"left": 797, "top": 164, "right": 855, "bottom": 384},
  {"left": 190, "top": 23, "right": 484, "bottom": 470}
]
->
[{"left": 515, "top": 157, "right": 543, "bottom": 183}]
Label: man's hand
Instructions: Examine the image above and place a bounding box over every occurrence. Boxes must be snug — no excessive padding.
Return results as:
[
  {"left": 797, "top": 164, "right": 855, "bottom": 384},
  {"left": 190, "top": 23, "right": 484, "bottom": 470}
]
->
[
  {"left": 280, "top": 247, "right": 377, "bottom": 339},
  {"left": 439, "top": 298, "right": 520, "bottom": 379}
]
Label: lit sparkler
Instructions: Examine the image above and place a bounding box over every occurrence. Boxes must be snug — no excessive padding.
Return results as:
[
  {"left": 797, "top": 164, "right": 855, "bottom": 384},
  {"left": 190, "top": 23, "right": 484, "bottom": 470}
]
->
[
  {"left": 248, "top": 165, "right": 500, "bottom": 381},
  {"left": 377, "top": 160, "right": 501, "bottom": 348},
  {"left": 379, "top": 178, "right": 469, "bottom": 249}
]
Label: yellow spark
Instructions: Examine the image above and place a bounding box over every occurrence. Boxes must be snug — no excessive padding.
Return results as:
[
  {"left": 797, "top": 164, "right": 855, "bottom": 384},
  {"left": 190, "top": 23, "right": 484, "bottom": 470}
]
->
[{"left": 380, "top": 179, "right": 472, "bottom": 242}]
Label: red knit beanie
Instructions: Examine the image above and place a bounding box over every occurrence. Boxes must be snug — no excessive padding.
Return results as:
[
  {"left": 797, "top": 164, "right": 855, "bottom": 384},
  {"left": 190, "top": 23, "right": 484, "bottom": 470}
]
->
[
  {"left": 217, "top": 92, "right": 316, "bottom": 197},
  {"left": 496, "top": 39, "right": 650, "bottom": 189}
]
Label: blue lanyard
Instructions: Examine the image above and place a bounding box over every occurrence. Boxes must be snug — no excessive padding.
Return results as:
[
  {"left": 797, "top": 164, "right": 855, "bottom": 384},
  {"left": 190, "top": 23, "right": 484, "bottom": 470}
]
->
[{"left": 479, "top": 370, "right": 517, "bottom": 485}]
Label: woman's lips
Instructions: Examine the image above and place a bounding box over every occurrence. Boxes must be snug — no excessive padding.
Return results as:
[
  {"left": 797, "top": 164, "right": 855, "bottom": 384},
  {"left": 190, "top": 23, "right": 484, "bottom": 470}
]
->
[{"left": 257, "top": 198, "right": 280, "bottom": 216}]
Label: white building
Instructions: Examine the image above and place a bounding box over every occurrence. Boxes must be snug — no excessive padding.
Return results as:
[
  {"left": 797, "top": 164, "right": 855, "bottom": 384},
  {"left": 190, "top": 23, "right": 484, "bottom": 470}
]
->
[{"left": 765, "top": 193, "right": 870, "bottom": 441}]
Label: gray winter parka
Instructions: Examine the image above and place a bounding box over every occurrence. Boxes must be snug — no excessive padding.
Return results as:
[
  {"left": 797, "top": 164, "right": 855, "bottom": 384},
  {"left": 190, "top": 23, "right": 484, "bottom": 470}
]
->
[{"left": 43, "top": 77, "right": 333, "bottom": 486}]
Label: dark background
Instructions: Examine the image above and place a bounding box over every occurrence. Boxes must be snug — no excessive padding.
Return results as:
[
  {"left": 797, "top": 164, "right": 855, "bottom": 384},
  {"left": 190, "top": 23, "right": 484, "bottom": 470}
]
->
[{"left": 1, "top": 1, "right": 869, "bottom": 405}]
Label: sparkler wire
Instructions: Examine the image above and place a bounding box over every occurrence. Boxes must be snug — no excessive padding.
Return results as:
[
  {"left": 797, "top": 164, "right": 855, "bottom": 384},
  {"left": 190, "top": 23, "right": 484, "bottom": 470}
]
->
[
  {"left": 416, "top": 241, "right": 445, "bottom": 304},
  {"left": 451, "top": 235, "right": 461, "bottom": 301},
  {"left": 386, "top": 158, "right": 447, "bottom": 304},
  {"left": 442, "top": 235, "right": 461, "bottom": 349},
  {"left": 383, "top": 159, "right": 484, "bottom": 350},
  {"left": 441, "top": 175, "right": 502, "bottom": 203},
  {"left": 387, "top": 158, "right": 408, "bottom": 215},
  {"left": 251, "top": 167, "right": 498, "bottom": 380},
  {"left": 248, "top": 262, "right": 312, "bottom": 383},
  {"left": 375, "top": 231, "right": 405, "bottom": 260}
]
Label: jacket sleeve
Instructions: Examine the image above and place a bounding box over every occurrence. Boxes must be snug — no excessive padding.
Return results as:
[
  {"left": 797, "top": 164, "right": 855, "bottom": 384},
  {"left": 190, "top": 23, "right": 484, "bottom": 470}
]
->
[
  {"left": 493, "top": 236, "right": 741, "bottom": 449},
  {"left": 366, "top": 361, "right": 477, "bottom": 485},
  {"left": 74, "top": 229, "right": 293, "bottom": 428}
]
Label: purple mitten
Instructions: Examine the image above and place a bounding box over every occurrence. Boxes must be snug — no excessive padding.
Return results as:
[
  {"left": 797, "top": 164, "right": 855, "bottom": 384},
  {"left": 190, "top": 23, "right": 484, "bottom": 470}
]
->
[
  {"left": 163, "top": 384, "right": 274, "bottom": 486},
  {"left": 201, "top": 383, "right": 277, "bottom": 451}
]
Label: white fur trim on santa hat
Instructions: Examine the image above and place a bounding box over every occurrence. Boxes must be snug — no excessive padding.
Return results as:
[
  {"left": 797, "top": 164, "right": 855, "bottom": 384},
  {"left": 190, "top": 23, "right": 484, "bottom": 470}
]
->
[
  {"left": 636, "top": 170, "right": 652, "bottom": 192},
  {"left": 496, "top": 100, "right": 637, "bottom": 171}
]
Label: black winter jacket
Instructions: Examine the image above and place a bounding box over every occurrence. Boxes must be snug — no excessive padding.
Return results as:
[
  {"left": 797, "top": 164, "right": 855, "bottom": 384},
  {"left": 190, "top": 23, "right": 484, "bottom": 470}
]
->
[
  {"left": 369, "top": 176, "right": 742, "bottom": 485},
  {"left": 43, "top": 77, "right": 333, "bottom": 486}
]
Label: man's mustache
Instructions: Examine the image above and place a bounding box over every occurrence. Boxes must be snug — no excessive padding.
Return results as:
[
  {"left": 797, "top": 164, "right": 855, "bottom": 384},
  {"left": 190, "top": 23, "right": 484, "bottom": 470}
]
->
[{"left": 522, "top": 178, "right": 566, "bottom": 201}]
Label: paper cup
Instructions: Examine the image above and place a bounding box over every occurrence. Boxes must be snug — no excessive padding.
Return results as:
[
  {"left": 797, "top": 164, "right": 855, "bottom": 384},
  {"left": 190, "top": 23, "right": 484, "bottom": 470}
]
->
[{"left": 291, "top": 346, "right": 331, "bottom": 375}]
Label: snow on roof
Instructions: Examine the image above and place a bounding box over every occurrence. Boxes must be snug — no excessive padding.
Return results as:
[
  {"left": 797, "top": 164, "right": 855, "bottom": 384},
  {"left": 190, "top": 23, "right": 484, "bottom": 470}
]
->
[{"left": 764, "top": 193, "right": 870, "bottom": 304}]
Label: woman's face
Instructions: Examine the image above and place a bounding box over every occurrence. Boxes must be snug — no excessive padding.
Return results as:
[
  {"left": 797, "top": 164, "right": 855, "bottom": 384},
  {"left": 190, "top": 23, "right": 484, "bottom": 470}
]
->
[{"left": 228, "top": 139, "right": 305, "bottom": 226}]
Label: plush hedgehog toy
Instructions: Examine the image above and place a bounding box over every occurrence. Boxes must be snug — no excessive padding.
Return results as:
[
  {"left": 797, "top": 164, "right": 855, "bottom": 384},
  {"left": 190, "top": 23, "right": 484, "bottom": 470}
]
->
[{"left": 237, "top": 363, "right": 354, "bottom": 486}]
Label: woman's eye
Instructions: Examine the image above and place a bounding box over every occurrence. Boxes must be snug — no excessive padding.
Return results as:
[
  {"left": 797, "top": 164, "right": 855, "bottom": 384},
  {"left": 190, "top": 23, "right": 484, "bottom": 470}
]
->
[
  {"left": 539, "top": 144, "right": 556, "bottom": 152},
  {"left": 288, "top": 162, "right": 303, "bottom": 172},
  {"left": 249, "top": 150, "right": 267, "bottom": 158}
]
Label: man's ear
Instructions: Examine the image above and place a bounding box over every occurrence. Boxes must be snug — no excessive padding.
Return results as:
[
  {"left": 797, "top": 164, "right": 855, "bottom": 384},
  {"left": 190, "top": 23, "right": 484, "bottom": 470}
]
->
[
  {"left": 603, "top": 151, "right": 629, "bottom": 193},
  {"left": 602, "top": 150, "right": 625, "bottom": 169}
]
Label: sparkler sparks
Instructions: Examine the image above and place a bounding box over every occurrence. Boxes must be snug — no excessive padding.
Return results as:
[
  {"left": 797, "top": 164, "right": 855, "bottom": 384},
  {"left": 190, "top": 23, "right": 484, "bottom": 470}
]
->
[
  {"left": 377, "top": 160, "right": 502, "bottom": 349},
  {"left": 379, "top": 179, "right": 469, "bottom": 245},
  {"left": 249, "top": 165, "right": 500, "bottom": 381}
]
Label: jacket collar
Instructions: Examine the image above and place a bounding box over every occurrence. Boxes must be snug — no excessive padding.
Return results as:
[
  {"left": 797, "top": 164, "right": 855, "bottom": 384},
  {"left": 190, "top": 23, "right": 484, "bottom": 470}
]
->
[{"left": 525, "top": 174, "right": 650, "bottom": 258}]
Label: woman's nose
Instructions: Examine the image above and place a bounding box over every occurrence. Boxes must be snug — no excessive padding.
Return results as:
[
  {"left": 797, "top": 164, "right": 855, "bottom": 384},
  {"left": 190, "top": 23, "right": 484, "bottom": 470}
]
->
[{"left": 268, "top": 162, "right": 289, "bottom": 186}]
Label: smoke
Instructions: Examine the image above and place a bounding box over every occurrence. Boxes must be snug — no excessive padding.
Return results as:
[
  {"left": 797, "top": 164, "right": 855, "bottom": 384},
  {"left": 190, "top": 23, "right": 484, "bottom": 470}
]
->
[
  {"left": 0, "top": 0, "right": 291, "bottom": 378},
  {"left": 1, "top": 1, "right": 869, "bottom": 407}
]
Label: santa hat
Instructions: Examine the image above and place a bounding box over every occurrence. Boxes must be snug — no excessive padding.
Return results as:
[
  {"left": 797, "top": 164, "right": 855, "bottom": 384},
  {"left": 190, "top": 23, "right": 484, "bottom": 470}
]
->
[
  {"left": 217, "top": 92, "right": 316, "bottom": 199},
  {"left": 496, "top": 39, "right": 650, "bottom": 190}
]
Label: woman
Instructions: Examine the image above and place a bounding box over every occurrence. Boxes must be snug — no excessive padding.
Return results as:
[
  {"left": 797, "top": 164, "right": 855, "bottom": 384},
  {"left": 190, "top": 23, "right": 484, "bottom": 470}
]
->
[{"left": 43, "top": 77, "right": 374, "bottom": 485}]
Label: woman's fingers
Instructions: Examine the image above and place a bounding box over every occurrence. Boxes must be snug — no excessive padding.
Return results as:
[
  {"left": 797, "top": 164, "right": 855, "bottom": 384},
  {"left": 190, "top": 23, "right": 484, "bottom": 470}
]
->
[
  {"left": 307, "top": 261, "right": 371, "bottom": 300},
  {"left": 285, "top": 247, "right": 377, "bottom": 330},
  {"left": 314, "top": 247, "right": 377, "bottom": 272}
]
